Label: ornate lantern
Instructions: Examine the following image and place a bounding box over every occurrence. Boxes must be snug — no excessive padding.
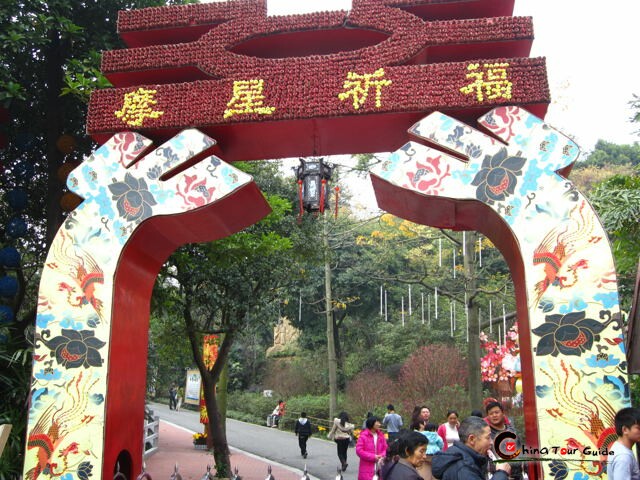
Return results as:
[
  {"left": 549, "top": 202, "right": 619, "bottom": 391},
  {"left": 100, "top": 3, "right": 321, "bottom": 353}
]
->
[{"left": 295, "top": 157, "right": 333, "bottom": 215}]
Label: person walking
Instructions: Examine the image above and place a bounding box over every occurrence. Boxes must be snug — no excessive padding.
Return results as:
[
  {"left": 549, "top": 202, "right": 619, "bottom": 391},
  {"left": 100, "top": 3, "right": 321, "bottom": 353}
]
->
[
  {"left": 294, "top": 412, "right": 313, "bottom": 459},
  {"left": 328, "top": 411, "right": 355, "bottom": 472},
  {"left": 437, "top": 410, "right": 460, "bottom": 451},
  {"left": 383, "top": 404, "right": 403, "bottom": 443},
  {"left": 356, "top": 416, "right": 388, "bottom": 480},
  {"left": 168, "top": 384, "right": 178, "bottom": 410},
  {"left": 432, "top": 416, "right": 511, "bottom": 480},
  {"left": 380, "top": 430, "right": 428, "bottom": 480}
]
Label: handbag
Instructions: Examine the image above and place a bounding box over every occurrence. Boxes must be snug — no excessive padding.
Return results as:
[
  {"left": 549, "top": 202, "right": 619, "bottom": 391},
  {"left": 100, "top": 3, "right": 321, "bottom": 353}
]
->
[{"left": 327, "top": 425, "right": 336, "bottom": 440}]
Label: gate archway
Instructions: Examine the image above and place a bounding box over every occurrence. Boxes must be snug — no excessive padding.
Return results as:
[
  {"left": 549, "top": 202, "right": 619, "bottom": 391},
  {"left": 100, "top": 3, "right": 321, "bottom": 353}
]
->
[{"left": 23, "top": 2, "right": 628, "bottom": 479}]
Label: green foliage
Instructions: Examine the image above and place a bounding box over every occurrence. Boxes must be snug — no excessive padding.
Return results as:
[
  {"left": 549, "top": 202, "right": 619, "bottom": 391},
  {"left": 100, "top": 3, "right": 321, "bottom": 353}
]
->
[
  {"left": 424, "top": 385, "right": 471, "bottom": 425},
  {"left": 589, "top": 172, "right": 640, "bottom": 306},
  {"left": 0, "top": 342, "right": 31, "bottom": 480},
  {"left": 227, "top": 392, "right": 344, "bottom": 430},
  {"left": 579, "top": 140, "right": 640, "bottom": 168},
  {"left": 0, "top": 0, "right": 196, "bottom": 472}
]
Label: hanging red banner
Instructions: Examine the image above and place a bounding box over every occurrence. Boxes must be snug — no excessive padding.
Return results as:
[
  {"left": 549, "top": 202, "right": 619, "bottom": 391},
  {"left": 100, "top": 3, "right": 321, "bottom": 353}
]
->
[{"left": 200, "top": 334, "right": 220, "bottom": 424}]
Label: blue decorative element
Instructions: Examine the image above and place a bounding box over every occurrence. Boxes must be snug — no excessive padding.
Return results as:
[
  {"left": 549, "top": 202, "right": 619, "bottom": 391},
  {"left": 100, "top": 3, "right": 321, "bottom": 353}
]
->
[
  {"left": 518, "top": 158, "right": 542, "bottom": 195},
  {"left": 535, "top": 384, "right": 552, "bottom": 398},
  {"left": 588, "top": 375, "right": 630, "bottom": 403},
  {"left": 572, "top": 472, "right": 589, "bottom": 480},
  {"left": 548, "top": 460, "right": 568, "bottom": 480},
  {"left": 0, "top": 247, "right": 20, "bottom": 267},
  {"left": 0, "top": 305, "right": 14, "bottom": 324},
  {"left": 538, "top": 298, "right": 555, "bottom": 313},
  {"left": 90, "top": 393, "right": 105, "bottom": 405},
  {"left": 532, "top": 311, "right": 605, "bottom": 357},
  {"left": 5, "top": 188, "right": 28, "bottom": 210},
  {"left": 0, "top": 275, "right": 18, "bottom": 297},
  {"left": 35, "top": 369, "right": 62, "bottom": 381},
  {"left": 108, "top": 173, "right": 157, "bottom": 223},
  {"left": 60, "top": 316, "right": 84, "bottom": 330},
  {"left": 36, "top": 313, "right": 55, "bottom": 329},
  {"left": 471, "top": 148, "right": 526, "bottom": 205},
  {"left": 6, "top": 217, "right": 27, "bottom": 238},
  {"left": 77, "top": 461, "right": 94, "bottom": 480},
  {"left": 558, "top": 295, "right": 588, "bottom": 314},
  {"left": 86, "top": 314, "right": 101, "bottom": 328},
  {"left": 586, "top": 354, "right": 620, "bottom": 368},
  {"left": 594, "top": 292, "right": 619, "bottom": 309}
]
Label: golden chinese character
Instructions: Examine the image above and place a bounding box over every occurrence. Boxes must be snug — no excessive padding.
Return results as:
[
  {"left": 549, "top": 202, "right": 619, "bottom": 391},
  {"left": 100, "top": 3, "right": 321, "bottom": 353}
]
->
[
  {"left": 114, "top": 88, "right": 164, "bottom": 127},
  {"left": 460, "top": 63, "right": 512, "bottom": 102},
  {"left": 338, "top": 68, "right": 392, "bottom": 110},
  {"left": 223, "top": 79, "right": 276, "bottom": 119}
]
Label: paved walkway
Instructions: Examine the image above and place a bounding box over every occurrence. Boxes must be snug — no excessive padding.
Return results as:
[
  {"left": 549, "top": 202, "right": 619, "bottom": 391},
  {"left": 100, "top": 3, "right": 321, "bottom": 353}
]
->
[
  {"left": 144, "top": 420, "right": 306, "bottom": 480},
  {"left": 144, "top": 403, "right": 354, "bottom": 480}
]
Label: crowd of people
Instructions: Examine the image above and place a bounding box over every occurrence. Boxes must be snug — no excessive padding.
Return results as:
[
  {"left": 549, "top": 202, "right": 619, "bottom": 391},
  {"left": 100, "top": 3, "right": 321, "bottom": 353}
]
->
[{"left": 315, "top": 401, "right": 639, "bottom": 480}]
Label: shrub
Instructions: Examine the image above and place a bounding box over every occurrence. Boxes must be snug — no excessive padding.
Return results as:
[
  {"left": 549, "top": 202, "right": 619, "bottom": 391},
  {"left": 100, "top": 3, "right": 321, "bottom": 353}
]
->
[
  {"left": 345, "top": 370, "right": 396, "bottom": 416},
  {"left": 397, "top": 344, "right": 468, "bottom": 407},
  {"left": 263, "top": 354, "right": 328, "bottom": 396}
]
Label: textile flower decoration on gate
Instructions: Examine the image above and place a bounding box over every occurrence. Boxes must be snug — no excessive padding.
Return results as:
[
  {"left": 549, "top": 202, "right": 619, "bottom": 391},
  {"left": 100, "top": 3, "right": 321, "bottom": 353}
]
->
[
  {"left": 471, "top": 147, "right": 526, "bottom": 204},
  {"left": 532, "top": 311, "right": 605, "bottom": 357},
  {"left": 405, "top": 155, "right": 451, "bottom": 195},
  {"left": 109, "top": 172, "right": 157, "bottom": 222},
  {"left": 41, "top": 329, "right": 106, "bottom": 368}
]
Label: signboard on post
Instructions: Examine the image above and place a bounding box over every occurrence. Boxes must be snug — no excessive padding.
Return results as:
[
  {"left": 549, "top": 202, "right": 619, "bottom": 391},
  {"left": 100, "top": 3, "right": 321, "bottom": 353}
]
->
[{"left": 184, "top": 369, "right": 201, "bottom": 406}]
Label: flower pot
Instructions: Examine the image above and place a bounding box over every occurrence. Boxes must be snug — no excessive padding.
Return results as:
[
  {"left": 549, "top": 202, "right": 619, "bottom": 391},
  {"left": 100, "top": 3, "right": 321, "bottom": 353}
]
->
[{"left": 194, "top": 444, "right": 208, "bottom": 450}]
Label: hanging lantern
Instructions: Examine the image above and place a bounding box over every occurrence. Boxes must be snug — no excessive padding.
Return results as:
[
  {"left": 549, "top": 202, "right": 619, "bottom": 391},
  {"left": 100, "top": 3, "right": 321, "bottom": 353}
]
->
[
  {"left": 0, "top": 276, "right": 18, "bottom": 298},
  {"left": 13, "top": 159, "right": 35, "bottom": 182},
  {"left": 14, "top": 132, "right": 35, "bottom": 151},
  {"left": 0, "top": 305, "right": 14, "bottom": 324},
  {"left": 60, "top": 191, "right": 83, "bottom": 212},
  {"left": 5, "top": 188, "right": 28, "bottom": 211},
  {"left": 294, "top": 157, "right": 333, "bottom": 214},
  {"left": 6, "top": 217, "right": 27, "bottom": 238},
  {"left": 57, "top": 161, "right": 80, "bottom": 183},
  {"left": 56, "top": 134, "right": 76, "bottom": 154},
  {"left": 0, "top": 247, "right": 20, "bottom": 268},
  {"left": 514, "top": 377, "right": 523, "bottom": 394}
]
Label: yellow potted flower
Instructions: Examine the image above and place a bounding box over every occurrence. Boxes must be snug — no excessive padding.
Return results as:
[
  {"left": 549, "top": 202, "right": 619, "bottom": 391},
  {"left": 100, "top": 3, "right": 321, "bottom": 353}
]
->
[{"left": 192, "top": 432, "right": 208, "bottom": 450}]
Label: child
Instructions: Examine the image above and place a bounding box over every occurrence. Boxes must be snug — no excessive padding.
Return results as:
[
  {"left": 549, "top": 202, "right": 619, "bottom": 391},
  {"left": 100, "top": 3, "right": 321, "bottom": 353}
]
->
[
  {"left": 609, "top": 407, "right": 640, "bottom": 479},
  {"left": 294, "top": 412, "right": 313, "bottom": 458}
]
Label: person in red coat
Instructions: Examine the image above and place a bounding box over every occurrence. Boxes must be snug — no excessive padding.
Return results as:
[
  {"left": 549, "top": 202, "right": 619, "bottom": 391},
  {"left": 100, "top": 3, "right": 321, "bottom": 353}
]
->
[{"left": 356, "top": 416, "right": 388, "bottom": 480}]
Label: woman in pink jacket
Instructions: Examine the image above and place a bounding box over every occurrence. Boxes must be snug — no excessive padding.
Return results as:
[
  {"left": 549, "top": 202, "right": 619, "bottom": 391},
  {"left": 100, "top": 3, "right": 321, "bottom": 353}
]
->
[{"left": 356, "top": 416, "right": 388, "bottom": 480}]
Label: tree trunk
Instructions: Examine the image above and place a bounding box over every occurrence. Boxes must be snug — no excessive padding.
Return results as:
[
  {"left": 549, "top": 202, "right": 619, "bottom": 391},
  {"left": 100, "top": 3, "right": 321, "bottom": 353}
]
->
[
  {"left": 324, "top": 215, "right": 338, "bottom": 419},
  {"left": 218, "top": 357, "right": 229, "bottom": 434},
  {"left": 183, "top": 302, "right": 235, "bottom": 478},
  {"left": 464, "top": 231, "right": 483, "bottom": 408}
]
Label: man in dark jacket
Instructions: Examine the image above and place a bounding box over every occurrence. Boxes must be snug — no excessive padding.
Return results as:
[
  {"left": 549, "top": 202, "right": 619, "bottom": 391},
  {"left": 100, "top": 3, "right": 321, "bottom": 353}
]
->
[
  {"left": 432, "top": 416, "right": 511, "bottom": 480},
  {"left": 294, "top": 412, "right": 313, "bottom": 458},
  {"left": 486, "top": 401, "right": 523, "bottom": 480}
]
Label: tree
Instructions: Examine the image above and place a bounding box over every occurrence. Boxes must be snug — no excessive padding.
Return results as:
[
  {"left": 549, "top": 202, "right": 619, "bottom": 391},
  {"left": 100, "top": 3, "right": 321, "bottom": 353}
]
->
[
  {"left": 153, "top": 162, "right": 305, "bottom": 476},
  {"left": 0, "top": 1, "right": 191, "bottom": 474},
  {"left": 589, "top": 173, "right": 640, "bottom": 307}
]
